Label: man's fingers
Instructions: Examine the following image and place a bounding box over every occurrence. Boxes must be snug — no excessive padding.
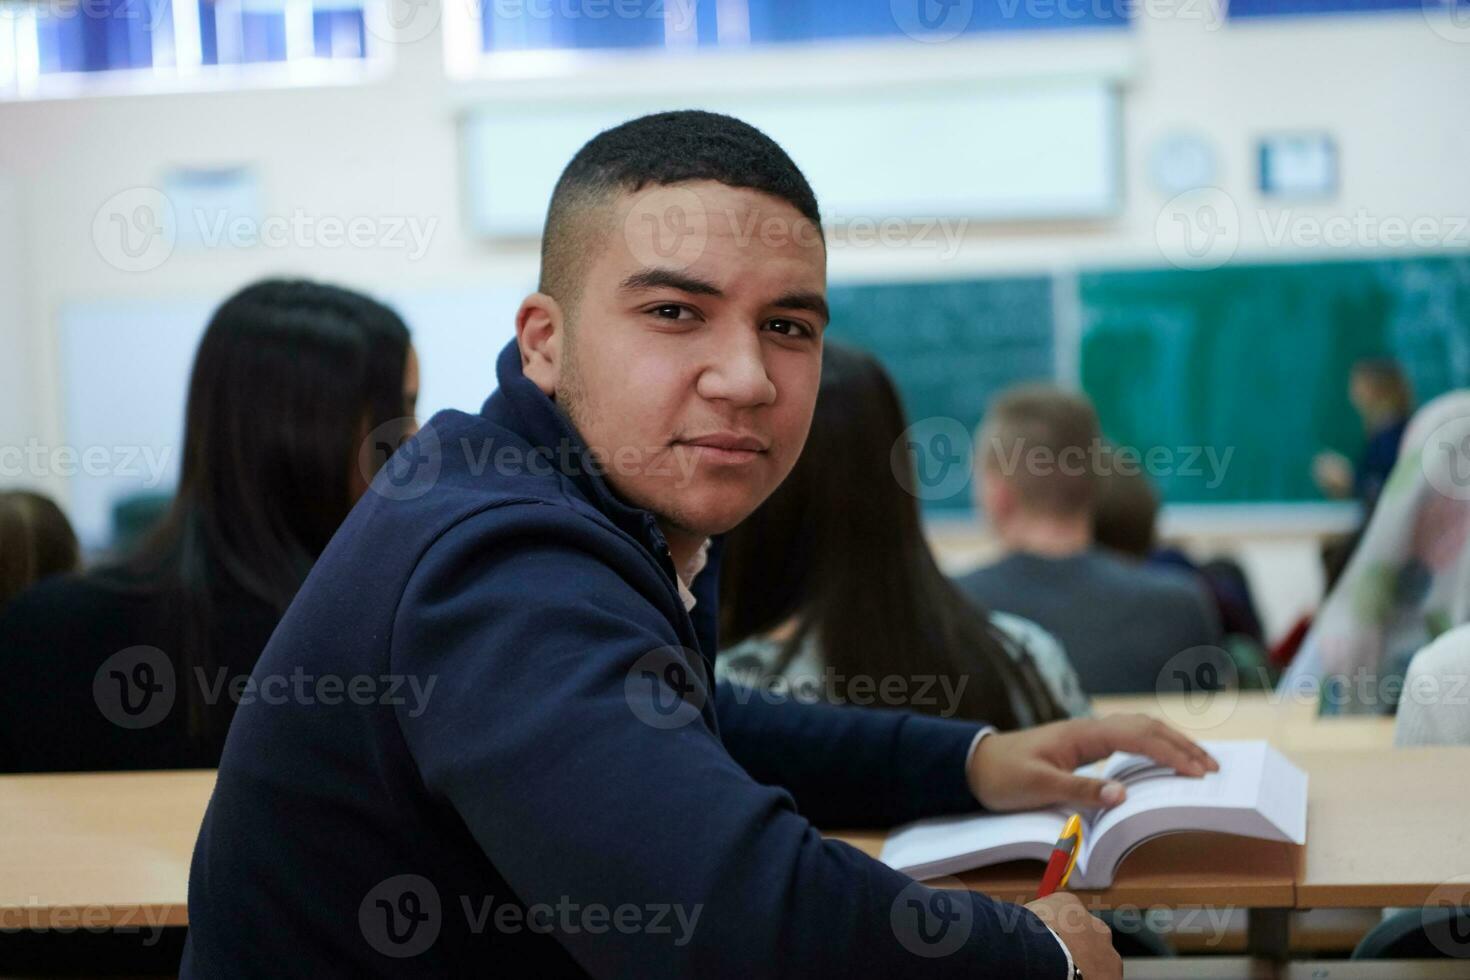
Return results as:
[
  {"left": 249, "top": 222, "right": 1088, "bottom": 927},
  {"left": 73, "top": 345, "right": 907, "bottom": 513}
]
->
[
  {"left": 1101, "top": 716, "right": 1218, "bottom": 776},
  {"left": 1058, "top": 774, "right": 1127, "bottom": 808}
]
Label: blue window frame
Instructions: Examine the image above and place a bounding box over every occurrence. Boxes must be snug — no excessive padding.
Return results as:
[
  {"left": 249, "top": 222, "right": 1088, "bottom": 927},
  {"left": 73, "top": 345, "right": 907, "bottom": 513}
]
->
[
  {"left": 1229, "top": 0, "right": 1456, "bottom": 16},
  {"left": 481, "top": 0, "right": 1129, "bottom": 54},
  {"left": 8, "top": 0, "right": 368, "bottom": 89}
]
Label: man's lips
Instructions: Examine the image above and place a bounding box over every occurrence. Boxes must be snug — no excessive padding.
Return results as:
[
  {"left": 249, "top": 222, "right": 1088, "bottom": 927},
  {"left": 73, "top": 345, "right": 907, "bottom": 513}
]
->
[{"left": 674, "top": 433, "right": 770, "bottom": 464}]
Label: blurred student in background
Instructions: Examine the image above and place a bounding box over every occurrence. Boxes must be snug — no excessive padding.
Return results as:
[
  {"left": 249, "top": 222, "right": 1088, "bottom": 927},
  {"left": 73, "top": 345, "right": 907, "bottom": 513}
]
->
[
  {"left": 719, "top": 344, "right": 1086, "bottom": 726},
  {"left": 0, "top": 490, "right": 79, "bottom": 613},
  {"left": 0, "top": 279, "right": 417, "bottom": 772},
  {"left": 955, "top": 385, "right": 1221, "bottom": 696},
  {"left": 1094, "top": 466, "right": 1271, "bottom": 686},
  {"left": 1282, "top": 389, "right": 1470, "bottom": 716},
  {"left": 1395, "top": 622, "right": 1470, "bottom": 746},
  {"left": 1314, "top": 357, "right": 1414, "bottom": 512}
]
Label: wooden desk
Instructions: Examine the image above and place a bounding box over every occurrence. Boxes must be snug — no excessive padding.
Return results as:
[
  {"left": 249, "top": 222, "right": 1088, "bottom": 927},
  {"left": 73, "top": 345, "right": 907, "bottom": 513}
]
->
[
  {"left": 830, "top": 746, "right": 1470, "bottom": 958},
  {"left": 5, "top": 748, "right": 1464, "bottom": 941},
  {"left": 0, "top": 769, "right": 215, "bottom": 929},
  {"left": 1093, "top": 692, "right": 1395, "bottom": 752},
  {"left": 1288, "top": 747, "right": 1470, "bottom": 909}
]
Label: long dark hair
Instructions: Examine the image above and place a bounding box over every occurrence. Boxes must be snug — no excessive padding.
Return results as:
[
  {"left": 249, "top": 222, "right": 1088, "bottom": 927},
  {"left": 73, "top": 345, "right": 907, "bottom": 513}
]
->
[
  {"left": 109, "top": 279, "right": 412, "bottom": 736},
  {"left": 719, "top": 344, "right": 1065, "bottom": 730},
  {"left": 0, "top": 491, "right": 80, "bottom": 611}
]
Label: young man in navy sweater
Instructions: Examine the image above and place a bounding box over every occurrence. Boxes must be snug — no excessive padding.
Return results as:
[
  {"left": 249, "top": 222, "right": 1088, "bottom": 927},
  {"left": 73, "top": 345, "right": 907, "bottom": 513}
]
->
[{"left": 183, "top": 110, "right": 1216, "bottom": 979}]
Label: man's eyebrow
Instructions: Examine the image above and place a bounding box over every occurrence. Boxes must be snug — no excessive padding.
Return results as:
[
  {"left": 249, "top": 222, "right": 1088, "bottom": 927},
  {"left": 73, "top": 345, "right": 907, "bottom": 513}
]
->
[
  {"left": 620, "top": 268, "right": 723, "bottom": 296},
  {"left": 771, "top": 291, "right": 830, "bottom": 325}
]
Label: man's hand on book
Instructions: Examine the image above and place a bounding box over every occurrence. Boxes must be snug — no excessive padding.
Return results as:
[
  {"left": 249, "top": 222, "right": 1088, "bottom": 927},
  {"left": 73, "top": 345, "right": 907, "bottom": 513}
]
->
[
  {"left": 1026, "top": 893, "right": 1119, "bottom": 980},
  {"left": 966, "top": 715, "right": 1220, "bottom": 811}
]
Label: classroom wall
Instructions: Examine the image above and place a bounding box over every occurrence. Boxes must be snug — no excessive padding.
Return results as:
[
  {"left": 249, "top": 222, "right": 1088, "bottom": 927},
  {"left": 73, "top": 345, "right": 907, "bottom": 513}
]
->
[{"left": 1, "top": 2, "right": 1464, "bottom": 635}]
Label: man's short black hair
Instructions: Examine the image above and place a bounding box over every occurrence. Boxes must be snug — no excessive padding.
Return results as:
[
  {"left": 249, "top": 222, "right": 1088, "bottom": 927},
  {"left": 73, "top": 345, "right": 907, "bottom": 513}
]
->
[{"left": 538, "top": 110, "right": 823, "bottom": 320}]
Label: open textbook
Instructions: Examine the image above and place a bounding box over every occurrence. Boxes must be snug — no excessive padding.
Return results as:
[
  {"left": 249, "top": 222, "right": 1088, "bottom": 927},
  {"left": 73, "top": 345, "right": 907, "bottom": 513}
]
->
[{"left": 879, "top": 740, "right": 1307, "bottom": 889}]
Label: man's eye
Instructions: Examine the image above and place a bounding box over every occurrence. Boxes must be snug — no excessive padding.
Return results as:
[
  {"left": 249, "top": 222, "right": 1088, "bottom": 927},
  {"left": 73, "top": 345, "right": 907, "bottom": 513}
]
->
[
  {"left": 764, "top": 319, "right": 811, "bottom": 338},
  {"left": 650, "top": 304, "right": 694, "bottom": 320}
]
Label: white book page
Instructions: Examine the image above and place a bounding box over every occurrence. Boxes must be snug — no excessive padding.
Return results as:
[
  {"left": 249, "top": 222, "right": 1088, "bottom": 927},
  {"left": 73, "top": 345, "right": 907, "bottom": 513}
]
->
[
  {"left": 1073, "top": 740, "right": 1307, "bottom": 888},
  {"left": 879, "top": 808, "right": 1070, "bottom": 881}
]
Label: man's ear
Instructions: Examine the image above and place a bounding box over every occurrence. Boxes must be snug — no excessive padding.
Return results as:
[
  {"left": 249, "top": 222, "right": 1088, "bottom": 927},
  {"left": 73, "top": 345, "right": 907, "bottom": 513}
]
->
[
  {"left": 977, "top": 467, "right": 1012, "bottom": 527},
  {"left": 516, "top": 292, "right": 566, "bottom": 398}
]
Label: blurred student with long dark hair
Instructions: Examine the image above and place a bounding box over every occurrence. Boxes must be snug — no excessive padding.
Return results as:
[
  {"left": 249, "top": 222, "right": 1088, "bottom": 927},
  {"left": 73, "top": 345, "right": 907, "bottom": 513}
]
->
[
  {"left": 0, "top": 279, "right": 417, "bottom": 772},
  {"left": 0, "top": 490, "right": 80, "bottom": 614},
  {"left": 719, "top": 343, "right": 1085, "bottom": 728}
]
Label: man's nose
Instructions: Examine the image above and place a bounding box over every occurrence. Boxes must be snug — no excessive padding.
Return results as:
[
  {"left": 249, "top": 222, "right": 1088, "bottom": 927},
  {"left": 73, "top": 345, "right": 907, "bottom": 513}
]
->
[{"left": 696, "top": 330, "right": 777, "bottom": 407}]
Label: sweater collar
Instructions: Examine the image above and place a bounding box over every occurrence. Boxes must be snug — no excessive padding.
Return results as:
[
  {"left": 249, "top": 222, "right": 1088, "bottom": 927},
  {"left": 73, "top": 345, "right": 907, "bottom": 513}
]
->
[{"left": 478, "top": 340, "right": 722, "bottom": 644}]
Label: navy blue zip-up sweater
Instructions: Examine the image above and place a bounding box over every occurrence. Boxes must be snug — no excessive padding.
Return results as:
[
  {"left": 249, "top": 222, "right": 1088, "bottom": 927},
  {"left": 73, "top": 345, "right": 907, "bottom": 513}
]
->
[{"left": 181, "top": 340, "right": 1066, "bottom": 978}]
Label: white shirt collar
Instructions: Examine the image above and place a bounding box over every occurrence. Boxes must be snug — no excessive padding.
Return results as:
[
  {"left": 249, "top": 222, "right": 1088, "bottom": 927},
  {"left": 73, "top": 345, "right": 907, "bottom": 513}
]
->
[{"left": 675, "top": 538, "right": 712, "bottom": 612}]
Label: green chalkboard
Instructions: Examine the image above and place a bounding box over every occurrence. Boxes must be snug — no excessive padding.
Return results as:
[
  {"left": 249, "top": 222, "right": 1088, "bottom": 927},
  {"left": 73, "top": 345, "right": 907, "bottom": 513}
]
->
[
  {"left": 826, "top": 277, "right": 1055, "bottom": 511},
  {"left": 1078, "top": 256, "right": 1470, "bottom": 503}
]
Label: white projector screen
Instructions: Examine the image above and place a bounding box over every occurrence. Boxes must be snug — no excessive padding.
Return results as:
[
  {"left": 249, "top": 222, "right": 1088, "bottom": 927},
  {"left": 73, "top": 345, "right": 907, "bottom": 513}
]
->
[{"left": 461, "top": 80, "right": 1121, "bottom": 237}]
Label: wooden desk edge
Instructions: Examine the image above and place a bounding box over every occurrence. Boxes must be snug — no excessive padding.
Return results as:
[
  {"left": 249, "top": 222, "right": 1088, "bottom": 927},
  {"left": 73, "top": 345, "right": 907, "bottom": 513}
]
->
[{"left": 0, "top": 902, "right": 189, "bottom": 929}]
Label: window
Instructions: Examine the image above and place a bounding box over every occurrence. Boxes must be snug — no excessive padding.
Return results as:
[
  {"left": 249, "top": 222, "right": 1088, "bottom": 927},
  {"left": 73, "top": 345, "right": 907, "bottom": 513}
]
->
[
  {"left": 0, "top": 0, "right": 377, "bottom": 98},
  {"left": 476, "top": 0, "right": 1127, "bottom": 56},
  {"left": 1229, "top": 0, "right": 1459, "bottom": 16}
]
